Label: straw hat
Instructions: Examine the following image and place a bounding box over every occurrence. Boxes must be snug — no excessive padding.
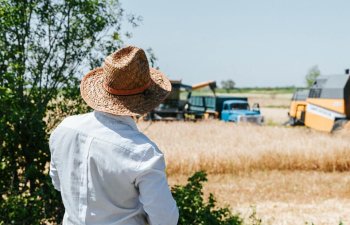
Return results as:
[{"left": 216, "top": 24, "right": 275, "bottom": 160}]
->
[{"left": 80, "top": 46, "right": 171, "bottom": 116}]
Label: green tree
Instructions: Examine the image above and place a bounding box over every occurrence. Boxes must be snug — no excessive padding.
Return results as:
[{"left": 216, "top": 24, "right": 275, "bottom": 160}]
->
[
  {"left": 146, "top": 48, "right": 159, "bottom": 69},
  {"left": 221, "top": 79, "right": 236, "bottom": 93},
  {"left": 305, "top": 65, "right": 321, "bottom": 87},
  {"left": 0, "top": 0, "right": 139, "bottom": 223}
]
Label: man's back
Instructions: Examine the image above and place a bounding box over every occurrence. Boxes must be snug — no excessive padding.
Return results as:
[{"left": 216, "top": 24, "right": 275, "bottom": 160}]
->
[{"left": 49, "top": 111, "right": 178, "bottom": 225}]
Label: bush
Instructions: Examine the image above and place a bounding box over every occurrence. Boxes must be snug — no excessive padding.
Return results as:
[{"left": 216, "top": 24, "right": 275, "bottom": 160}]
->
[{"left": 171, "top": 171, "right": 243, "bottom": 225}]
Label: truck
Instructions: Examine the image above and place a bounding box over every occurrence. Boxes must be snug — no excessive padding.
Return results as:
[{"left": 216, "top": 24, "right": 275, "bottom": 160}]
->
[
  {"left": 221, "top": 99, "right": 263, "bottom": 123},
  {"left": 288, "top": 69, "right": 350, "bottom": 132},
  {"left": 145, "top": 80, "right": 217, "bottom": 121},
  {"left": 187, "top": 95, "right": 264, "bottom": 124}
]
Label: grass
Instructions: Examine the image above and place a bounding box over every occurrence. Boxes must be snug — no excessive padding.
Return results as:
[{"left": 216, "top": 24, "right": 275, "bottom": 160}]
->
[{"left": 216, "top": 86, "right": 297, "bottom": 94}]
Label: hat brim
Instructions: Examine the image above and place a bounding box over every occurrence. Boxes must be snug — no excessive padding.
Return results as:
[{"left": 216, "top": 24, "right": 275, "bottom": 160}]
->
[{"left": 80, "top": 67, "right": 172, "bottom": 116}]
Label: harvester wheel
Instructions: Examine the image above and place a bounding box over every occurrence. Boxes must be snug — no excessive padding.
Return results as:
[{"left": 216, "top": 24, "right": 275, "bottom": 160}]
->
[
  {"left": 332, "top": 119, "right": 348, "bottom": 131},
  {"left": 142, "top": 113, "right": 151, "bottom": 121},
  {"left": 285, "top": 117, "right": 296, "bottom": 126}
]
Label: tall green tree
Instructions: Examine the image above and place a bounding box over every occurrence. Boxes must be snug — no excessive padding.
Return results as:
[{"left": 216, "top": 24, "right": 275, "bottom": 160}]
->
[
  {"left": 305, "top": 65, "right": 321, "bottom": 87},
  {"left": 0, "top": 0, "right": 139, "bottom": 223},
  {"left": 221, "top": 79, "right": 236, "bottom": 93}
]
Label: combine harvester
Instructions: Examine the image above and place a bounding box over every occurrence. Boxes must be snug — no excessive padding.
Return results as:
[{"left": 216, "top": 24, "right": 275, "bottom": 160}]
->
[{"left": 288, "top": 69, "right": 350, "bottom": 132}]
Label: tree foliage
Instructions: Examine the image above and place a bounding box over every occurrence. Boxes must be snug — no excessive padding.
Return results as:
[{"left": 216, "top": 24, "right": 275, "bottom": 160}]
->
[
  {"left": 305, "top": 65, "right": 321, "bottom": 87},
  {"left": 146, "top": 48, "right": 159, "bottom": 69},
  {"left": 221, "top": 79, "right": 236, "bottom": 93},
  {"left": 0, "top": 0, "right": 139, "bottom": 223}
]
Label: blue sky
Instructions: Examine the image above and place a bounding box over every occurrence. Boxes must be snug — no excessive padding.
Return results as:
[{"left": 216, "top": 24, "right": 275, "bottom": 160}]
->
[{"left": 121, "top": 0, "right": 350, "bottom": 87}]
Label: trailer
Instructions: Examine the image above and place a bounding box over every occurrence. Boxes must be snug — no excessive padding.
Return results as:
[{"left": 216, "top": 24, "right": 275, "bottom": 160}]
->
[
  {"left": 144, "top": 80, "right": 216, "bottom": 121},
  {"left": 187, "top": 95, "right": 248, "bottom": 119}
]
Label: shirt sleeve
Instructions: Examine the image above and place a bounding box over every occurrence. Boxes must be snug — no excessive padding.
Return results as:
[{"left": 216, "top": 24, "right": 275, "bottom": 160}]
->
[
  {"left": 49, "top": 131, "right": 61, "bottom": 192},
  {"left": 135, "top": 146, "right": 179, "bottom": 225},
  {"left": 49, "top": 160, "right": 61, "bottom": 191}
]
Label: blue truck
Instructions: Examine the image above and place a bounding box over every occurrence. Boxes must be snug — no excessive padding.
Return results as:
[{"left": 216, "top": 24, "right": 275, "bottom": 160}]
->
[
  {"left": 220, "top": 99, "right": 263, "bottom": 123},
  {"left": 187, "top": 95, "right": 264, "bottom": 124}
]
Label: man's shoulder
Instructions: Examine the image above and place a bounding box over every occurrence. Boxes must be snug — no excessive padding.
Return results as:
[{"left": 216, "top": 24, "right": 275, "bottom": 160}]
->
[
  {"left": 50, "top": 112, "right": 93, "bottom": 140},
  {"left": 59, "top": 112, "right": 94, "bottom": 128},
  {"left": 50, "top": 112, "right": 162, "bottom": 155}
]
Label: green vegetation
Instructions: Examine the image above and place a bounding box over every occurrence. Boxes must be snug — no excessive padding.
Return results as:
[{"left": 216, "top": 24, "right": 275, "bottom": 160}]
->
[
  {"left": 305, "top": 222, "right": 344, "bottom": 225},
  {"left": 216, "top": 86, "right": 297, "bottom": 94},
  {"left": 183, "top": 87, "right": 297, "bottom": 99},
  {"left": 305, "top": 65, "right": 321, "bottom": 87},
  {"left": 172, "top": 171, "right": 243, "bottom": 225},
  {"left": 0, "top": 0, "right": 136, "bottom": 223},
  {"left": 221, "top": 79, "right": 236, "bottom": 93},
  {"left": 185, "top": 86, "right": 296, "bottom": 96}
]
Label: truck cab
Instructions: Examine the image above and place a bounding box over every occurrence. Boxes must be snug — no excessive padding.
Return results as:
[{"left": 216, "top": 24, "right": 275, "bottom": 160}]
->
[{"left": 221, "top": 100, "right": 264, "bottom": 124}]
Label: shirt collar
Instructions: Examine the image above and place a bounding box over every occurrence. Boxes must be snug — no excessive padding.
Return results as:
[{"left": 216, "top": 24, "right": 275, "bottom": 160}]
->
[{"left": 93, "top": 111, "right": 139, "bottom": 131}]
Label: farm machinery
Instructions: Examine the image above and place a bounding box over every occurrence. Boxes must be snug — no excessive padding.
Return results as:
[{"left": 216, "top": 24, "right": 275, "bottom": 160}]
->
[
  {"left": 145, "top": 79, "right": 263, "bottom": 124},
  {"left": 187, "top": 95, "right": 263, "bottom": 124},
  {"left": 144, "top": 80, "right": 217, "bottom": 121},
  {"left": 288, "top": 69, "right": 350, "bottom": 132}
]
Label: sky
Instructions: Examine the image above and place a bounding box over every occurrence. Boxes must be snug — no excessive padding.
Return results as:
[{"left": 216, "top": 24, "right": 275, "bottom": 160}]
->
[{"left": 121, "top": 0, "right": 350, "bottom": 87}]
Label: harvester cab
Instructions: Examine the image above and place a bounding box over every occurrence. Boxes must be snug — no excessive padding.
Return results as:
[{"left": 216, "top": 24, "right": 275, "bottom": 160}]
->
[
  {"left": 288, "top": 89, "right": 309, "bottom": 125},
  {"left": 288, "top": 69, "right": 350, "bottom": 132}
]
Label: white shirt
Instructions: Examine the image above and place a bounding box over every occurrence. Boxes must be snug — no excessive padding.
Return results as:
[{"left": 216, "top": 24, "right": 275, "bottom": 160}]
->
[{"left": 49, "top": 111, "right": 179, "bottom": 225}]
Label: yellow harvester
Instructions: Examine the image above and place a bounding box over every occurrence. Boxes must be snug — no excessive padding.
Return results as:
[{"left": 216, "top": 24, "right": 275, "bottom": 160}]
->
[{"left": 288, "top": 69, "right": 350, "bottom": 132}]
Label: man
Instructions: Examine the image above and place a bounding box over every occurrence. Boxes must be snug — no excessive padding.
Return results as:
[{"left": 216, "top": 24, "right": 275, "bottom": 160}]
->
[{"left": 49, "top": 46, "right": 179, "bottom": 225}]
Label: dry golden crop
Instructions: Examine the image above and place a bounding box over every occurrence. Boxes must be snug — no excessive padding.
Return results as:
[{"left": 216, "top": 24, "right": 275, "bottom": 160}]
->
[
  {"left": 136, "top": 120, "right": 350, "bottom": 225},
  {"left": 138, "top": 121, "right": 350, "bottom": 175}
]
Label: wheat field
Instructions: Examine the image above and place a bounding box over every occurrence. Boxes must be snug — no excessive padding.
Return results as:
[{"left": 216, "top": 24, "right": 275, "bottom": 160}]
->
[
  {"left": 138, "top": 120, "right": 350, "bottom": 175},
  {"left": 136, "top": 108, "right": 350, "bottom": 225}
]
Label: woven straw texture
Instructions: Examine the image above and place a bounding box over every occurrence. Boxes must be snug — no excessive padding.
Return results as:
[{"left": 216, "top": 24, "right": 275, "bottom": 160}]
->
[{"left": 80, "top": 46, "right": 171, "bottom": 116}]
